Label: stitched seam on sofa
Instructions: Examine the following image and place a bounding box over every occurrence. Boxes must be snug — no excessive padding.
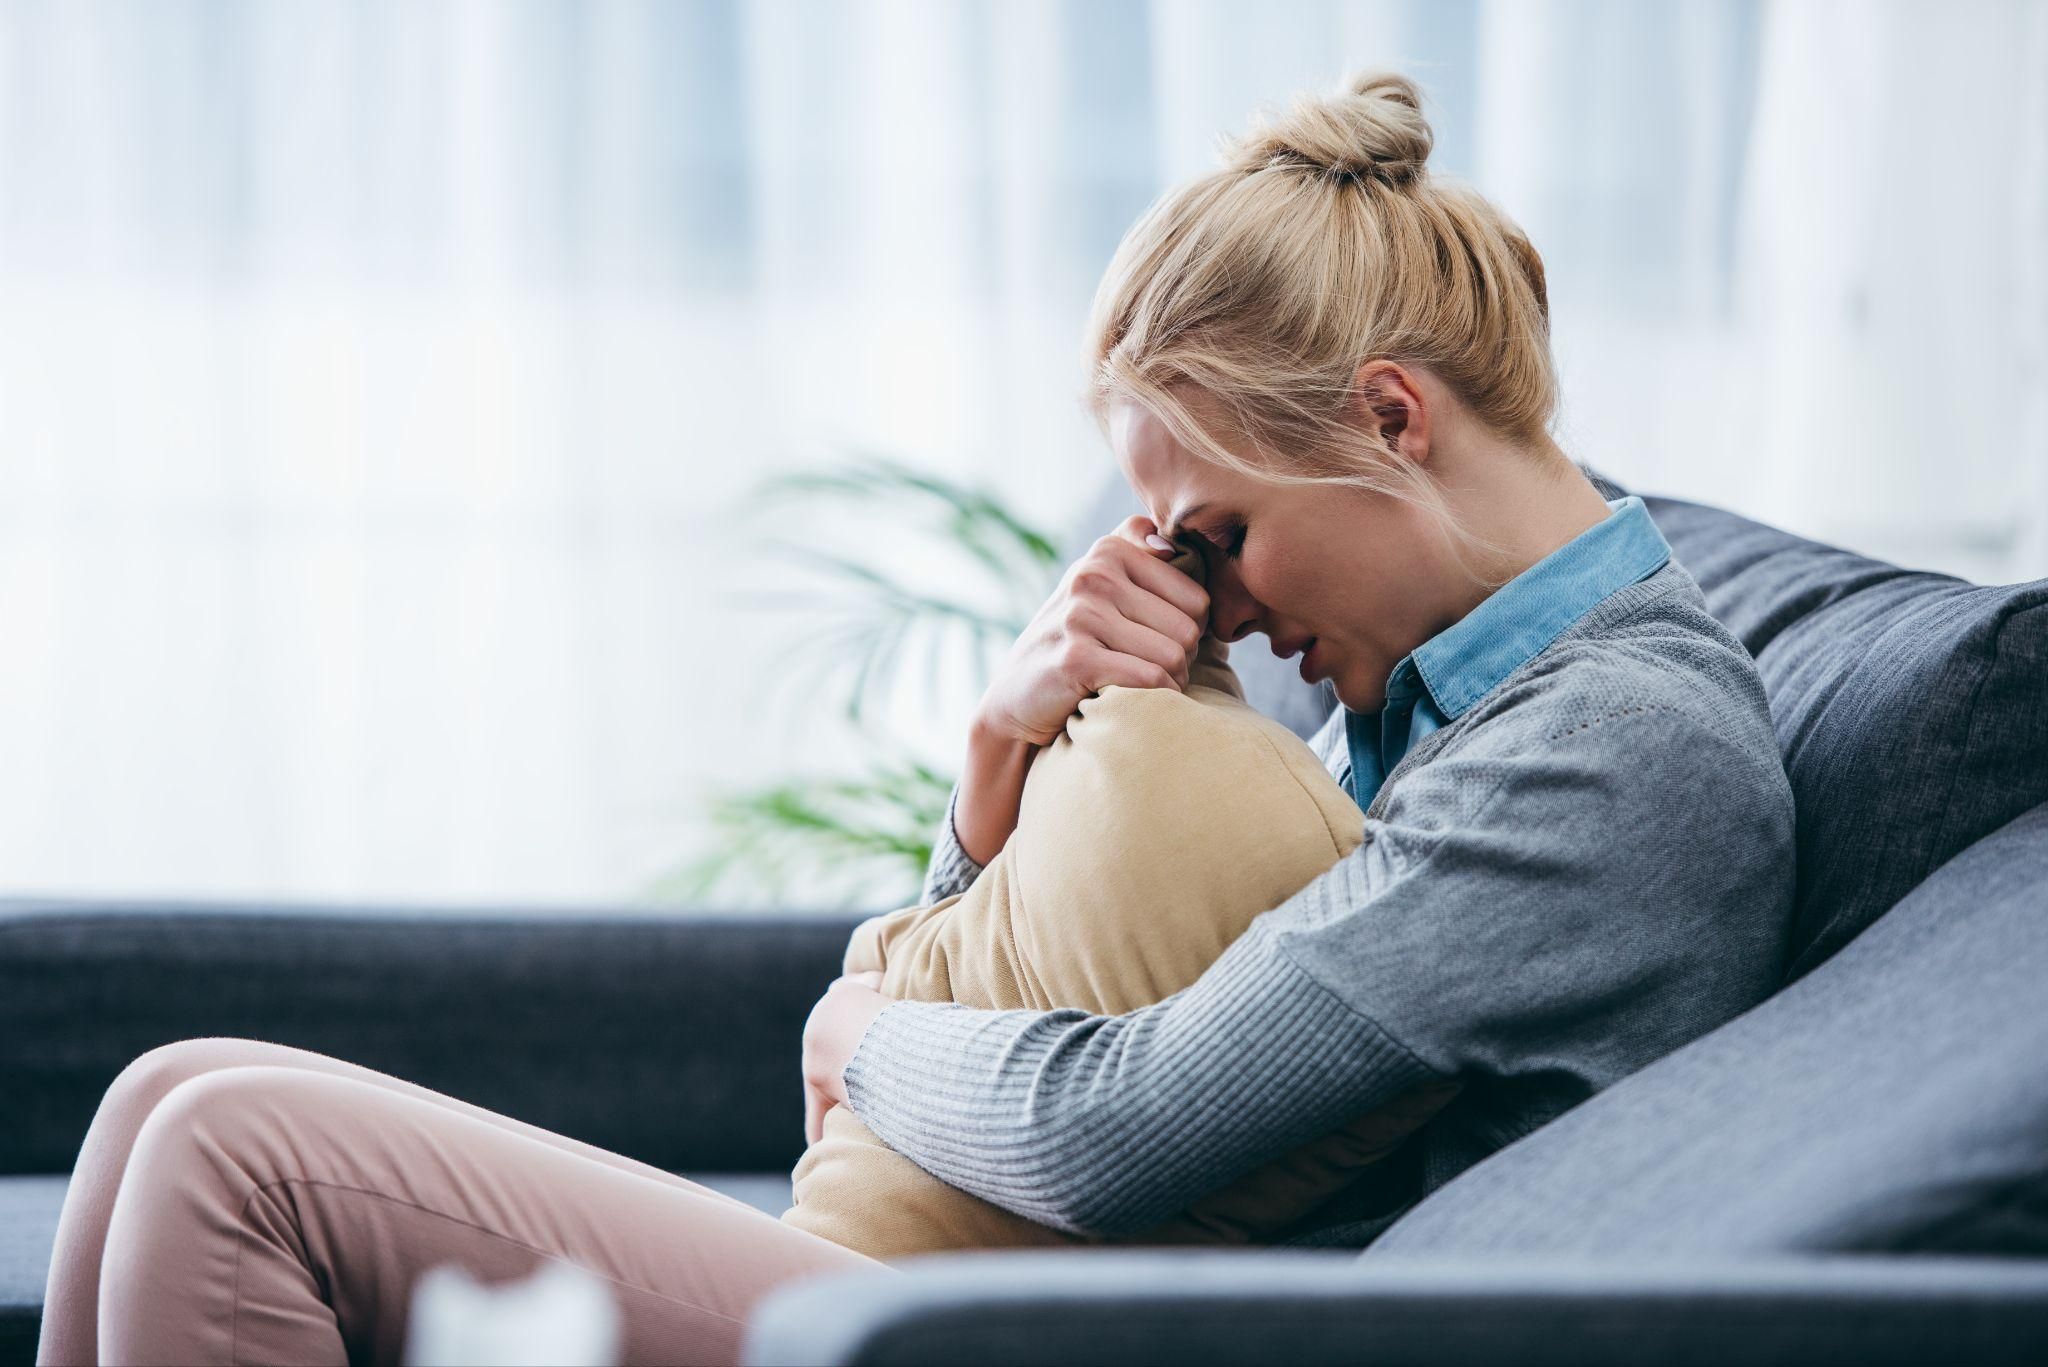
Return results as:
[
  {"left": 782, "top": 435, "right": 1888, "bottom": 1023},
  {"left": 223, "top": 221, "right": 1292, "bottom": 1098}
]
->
[
  {"left": 1791, "top": 602, "right": 2009, "bottom": 983},
  {"left": 1933, "top": 597, "right": 2048, "bottom": 863},
  {"left": 1918, "top": 597, "right": 1995, "bottom": 874},
  {"left": 1733, "top": 544, "right": 1822, "bottom": 656},
  {"left": 232, "top": 1173, "right": 754, "bottom": 1362}
]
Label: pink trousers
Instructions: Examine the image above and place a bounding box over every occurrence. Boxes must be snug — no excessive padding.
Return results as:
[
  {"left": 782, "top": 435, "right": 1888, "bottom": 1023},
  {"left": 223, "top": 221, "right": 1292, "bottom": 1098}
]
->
[{"left": 35, "top": 1037, "right": 894, "bottom": 1366}]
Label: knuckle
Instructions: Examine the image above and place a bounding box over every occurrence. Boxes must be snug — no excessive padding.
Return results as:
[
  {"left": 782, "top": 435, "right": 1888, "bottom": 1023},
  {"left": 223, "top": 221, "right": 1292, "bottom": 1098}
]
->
[{"left": 1070, "top": 565, "right": 1114, "bottom": 598}]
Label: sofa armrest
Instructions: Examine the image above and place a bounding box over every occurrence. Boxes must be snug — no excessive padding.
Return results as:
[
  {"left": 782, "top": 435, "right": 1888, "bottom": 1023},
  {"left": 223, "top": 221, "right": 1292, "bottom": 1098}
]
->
[
  {"left": 741, "top": 1250, "right": 2048, "bottom": 1366},
  {"left": 0, "top": 898, "right": 866, "bottom": 1175}
]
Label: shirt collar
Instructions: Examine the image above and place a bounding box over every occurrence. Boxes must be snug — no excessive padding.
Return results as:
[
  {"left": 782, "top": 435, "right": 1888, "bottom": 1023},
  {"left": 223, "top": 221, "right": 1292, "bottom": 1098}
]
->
[{"left": 1398, "top": 494, "right": 1673, "bottom": 720}]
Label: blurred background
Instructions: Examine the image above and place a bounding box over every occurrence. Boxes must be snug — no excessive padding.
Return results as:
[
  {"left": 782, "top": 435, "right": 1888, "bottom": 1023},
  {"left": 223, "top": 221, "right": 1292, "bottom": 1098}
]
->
[{"left": 0, "top": 0, "right": 2042, "bottom": 913}]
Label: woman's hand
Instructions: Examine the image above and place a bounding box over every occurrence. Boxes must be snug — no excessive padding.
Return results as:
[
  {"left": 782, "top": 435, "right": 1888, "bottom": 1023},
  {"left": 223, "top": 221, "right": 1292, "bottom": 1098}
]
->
[
  {"left": 973, "top": 515, "right": 1212, "bottom": 748},
  {"left": 801, "top": 969, "right": 892, "bottom": 1145}
]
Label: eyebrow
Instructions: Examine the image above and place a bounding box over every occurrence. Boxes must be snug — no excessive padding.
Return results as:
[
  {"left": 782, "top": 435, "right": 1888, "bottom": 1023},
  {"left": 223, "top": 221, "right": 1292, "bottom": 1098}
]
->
[{"left": 1162, "top": 500, "right": 1212, "bottom": 537}]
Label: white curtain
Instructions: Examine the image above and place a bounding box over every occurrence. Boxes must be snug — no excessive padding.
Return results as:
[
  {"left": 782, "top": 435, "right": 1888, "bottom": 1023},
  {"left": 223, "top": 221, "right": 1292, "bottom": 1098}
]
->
[{"left": 0, "top": 0, "right": 2041, "bottom": 906}]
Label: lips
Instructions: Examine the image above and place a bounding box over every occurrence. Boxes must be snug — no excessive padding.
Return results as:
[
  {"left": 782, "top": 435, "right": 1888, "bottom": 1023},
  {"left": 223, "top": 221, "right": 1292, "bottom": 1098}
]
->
[{"left": 1270, "top": 635, "right": 1319, "bottom": 682}]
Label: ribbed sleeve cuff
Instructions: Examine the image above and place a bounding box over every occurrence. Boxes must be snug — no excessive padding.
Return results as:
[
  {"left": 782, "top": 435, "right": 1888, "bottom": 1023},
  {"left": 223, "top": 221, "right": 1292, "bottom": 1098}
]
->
[
  {"left": 919, "top": 781, "right": 986, "bottom": 906},
  {"left": 840, "top": 914, "right": 1441, "bottom": 1238}
]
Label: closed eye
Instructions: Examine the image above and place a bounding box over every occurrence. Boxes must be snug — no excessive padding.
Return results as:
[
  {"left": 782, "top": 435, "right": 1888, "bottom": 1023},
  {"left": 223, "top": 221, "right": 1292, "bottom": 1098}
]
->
[{"left": 1205, "top": 520, "right": 1246, "bottom": 560}]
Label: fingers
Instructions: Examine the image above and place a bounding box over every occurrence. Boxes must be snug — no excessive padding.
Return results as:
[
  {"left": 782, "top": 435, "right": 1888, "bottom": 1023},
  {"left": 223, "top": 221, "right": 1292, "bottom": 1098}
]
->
[
  {"left": 1102, "top": 520, "right": 1212, "bottom": 622},
  {"left": 1106, "top": 573, "right": 1206, "bottom": 664},
  {"left": 1086, "top": 604, "right": 1194, "bottom": 689},
  {"left": 1123, "top": 517, "right": 1177, "bottom": 555},
  {"left": 1079, "top": 642, "right": 1185, "bottom": 693},
  {"left": 1113, "top": 512, "right": 1162, "bottom": 542}
]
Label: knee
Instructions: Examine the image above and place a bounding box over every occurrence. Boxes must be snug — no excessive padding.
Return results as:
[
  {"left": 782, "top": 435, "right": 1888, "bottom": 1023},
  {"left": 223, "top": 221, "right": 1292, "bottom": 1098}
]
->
[
  {"left": 106, "top": 1070, "right": 301, "bottom": 1259},
  {"left": 106, "top": 1037, "right": 284, "bottom": 1118},
  {"left": 125, "top": 1064, "right": 319, "bottom": 1175}
]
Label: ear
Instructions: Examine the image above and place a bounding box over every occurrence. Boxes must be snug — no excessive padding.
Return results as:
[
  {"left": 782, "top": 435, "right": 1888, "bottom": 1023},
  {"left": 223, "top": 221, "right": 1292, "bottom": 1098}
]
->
[{"left": 1351, "top": 359, "right": 1432, "bottom": 468}]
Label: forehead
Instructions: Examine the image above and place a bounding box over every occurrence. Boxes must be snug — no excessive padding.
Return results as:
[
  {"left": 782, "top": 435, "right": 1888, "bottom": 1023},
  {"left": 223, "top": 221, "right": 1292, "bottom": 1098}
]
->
[
  {"left": 1109, "top": 399, "right": 1176, "bottom": 473},
  {"left": 1109, "top": 399, "right": 1212, "bottom": 527}
]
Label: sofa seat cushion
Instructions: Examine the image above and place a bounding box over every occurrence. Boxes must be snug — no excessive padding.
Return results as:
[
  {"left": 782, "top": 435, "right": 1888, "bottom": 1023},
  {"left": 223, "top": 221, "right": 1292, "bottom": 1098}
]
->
[
  {"left": 1365, "top": 801, "right": 2048, "bottom": 1258},
  {"left": 0, "top": 1175, "right": 65, "bottom": 1363},
  {"left": 1581, "top": 472, "right": 2048, "bottom": 982}
]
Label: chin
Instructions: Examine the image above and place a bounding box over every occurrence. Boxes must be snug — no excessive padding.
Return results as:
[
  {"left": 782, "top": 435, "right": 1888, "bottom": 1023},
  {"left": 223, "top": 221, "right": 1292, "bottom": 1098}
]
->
[{"left": 1329, "top": 669, "right": 1382, "bottom": 715}]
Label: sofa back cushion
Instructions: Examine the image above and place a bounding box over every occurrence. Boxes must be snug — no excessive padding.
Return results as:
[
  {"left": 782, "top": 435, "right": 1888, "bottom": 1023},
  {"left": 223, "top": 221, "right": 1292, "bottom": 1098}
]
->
[
  {"left": 1366, "top": 800, "right": 2048, "bottom": 1258},
  {"left": 0, "top": 902, "right": 856, "bottom": 1173},
  {"left": 1624, "top": 488, "right": 2048, "bottom": 982}
]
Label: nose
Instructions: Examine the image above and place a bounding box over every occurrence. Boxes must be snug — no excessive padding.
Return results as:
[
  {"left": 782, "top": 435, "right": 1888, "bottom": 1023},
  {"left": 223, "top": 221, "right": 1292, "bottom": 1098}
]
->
[{"left": 1205, "top": 563, "right": 1264, "bottom": 645}]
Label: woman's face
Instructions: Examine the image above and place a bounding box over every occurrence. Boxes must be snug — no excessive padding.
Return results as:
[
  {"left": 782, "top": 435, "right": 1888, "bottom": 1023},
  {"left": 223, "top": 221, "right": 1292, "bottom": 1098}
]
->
[{"left": 1109, "top": 394, "right": 1467, "bottom": 716}]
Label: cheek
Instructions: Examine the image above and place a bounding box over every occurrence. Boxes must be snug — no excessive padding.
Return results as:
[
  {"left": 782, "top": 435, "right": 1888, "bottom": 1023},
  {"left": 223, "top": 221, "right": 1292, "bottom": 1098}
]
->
[
  {"left": 1242, "top": 548, "right": 1334, "bottom": 624},
  {"left": 1232, "top": 554, "right": 1285, "bottom": 612}
]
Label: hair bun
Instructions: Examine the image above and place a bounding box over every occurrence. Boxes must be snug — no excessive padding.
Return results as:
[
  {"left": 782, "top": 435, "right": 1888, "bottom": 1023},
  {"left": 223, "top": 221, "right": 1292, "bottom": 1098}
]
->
[{"left": 1224, "top": 69, "right": 1432, "bottom": 188}]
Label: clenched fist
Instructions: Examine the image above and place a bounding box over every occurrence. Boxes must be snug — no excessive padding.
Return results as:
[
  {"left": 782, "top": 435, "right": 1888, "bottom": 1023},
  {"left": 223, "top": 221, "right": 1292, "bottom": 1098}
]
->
[{"left": 974, "top": 515, "right": 1213, "bottom": 748}]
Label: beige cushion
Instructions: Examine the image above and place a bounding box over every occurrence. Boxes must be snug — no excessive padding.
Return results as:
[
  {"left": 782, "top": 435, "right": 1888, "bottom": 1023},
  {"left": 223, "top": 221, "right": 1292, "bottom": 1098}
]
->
[{"left": 782, "top": 543, "right": 1461, "bottom": 1258}]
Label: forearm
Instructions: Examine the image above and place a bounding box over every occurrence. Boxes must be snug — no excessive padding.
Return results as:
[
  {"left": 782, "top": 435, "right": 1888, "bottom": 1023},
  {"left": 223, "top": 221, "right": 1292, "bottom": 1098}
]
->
[
  {"left": 920, "top": 784, "right": 984, "bottom": 906},
  {"left": 920, "top": 716, "right": 1036, "bottom": 905},
  {"left": 954, "top": 712, "right": 1036, "bottom": 866},
  {"left": 840, "top": 914, "right": 1441, "bottom": 1238}
]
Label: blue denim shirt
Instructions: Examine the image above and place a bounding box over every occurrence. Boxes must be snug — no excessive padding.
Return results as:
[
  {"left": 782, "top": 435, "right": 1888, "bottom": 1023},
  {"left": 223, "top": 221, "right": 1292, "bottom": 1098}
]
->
[{"left": 1344, "top": 495, "right": 1674, "bottom": 809}]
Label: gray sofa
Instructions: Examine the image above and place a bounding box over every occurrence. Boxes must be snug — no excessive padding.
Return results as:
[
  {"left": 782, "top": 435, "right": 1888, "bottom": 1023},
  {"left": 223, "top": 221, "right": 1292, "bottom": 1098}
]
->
[{"left": 5, "top": 473, "right": 2046, "bottom": 1365}]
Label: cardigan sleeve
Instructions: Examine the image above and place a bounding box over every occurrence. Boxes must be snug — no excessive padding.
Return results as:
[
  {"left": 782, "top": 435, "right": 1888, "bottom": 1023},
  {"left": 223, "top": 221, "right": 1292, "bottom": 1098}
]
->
[
  {"left": 841, "top": 913, "right": 1440, "bottom": 1238},
  {"left": 841, "top": 696, "right": 1796, "bottom": 1238}
]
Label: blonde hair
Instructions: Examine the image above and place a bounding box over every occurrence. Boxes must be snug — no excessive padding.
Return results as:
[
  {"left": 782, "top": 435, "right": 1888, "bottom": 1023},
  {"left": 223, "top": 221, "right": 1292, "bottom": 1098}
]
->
[{"left": 1082, "top": 69, "right": 1561, "bottom": 585}]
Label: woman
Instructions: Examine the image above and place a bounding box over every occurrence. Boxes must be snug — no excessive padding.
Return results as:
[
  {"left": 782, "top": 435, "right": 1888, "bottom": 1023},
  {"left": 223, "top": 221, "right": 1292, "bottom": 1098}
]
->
[{"left": 39, "top": 69, "right": 1795, "bottom": 1365}]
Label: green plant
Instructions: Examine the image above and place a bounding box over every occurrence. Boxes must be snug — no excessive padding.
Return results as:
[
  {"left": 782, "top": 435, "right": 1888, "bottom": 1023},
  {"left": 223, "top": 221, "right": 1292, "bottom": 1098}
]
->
[
  {"left": 650, "top": 450, "right": 1065, "bottom": 910},
  {"left": 745, "top": 449, "right": 1063, "bottom": 726},
  {"left": 644, "top": 743, "right": 956, "bottom": 908}
]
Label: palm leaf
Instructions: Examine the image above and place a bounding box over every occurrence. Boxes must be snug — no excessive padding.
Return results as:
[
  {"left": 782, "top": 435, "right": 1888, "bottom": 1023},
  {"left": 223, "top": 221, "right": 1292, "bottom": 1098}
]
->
[
  {"left": 648, "top": 747, "right": 954, "bottom": 909},
  {"left": 648, "top": 448, "right": 1064, "bottom": 908}
]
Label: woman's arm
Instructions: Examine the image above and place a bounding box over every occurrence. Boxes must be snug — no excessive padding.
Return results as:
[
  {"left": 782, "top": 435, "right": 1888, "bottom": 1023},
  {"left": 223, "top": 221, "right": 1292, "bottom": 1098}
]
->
[
  {"left": 920, "top": 717, "right": 1039, "bottom": 906},
  {"left": 951, "top": 714, "right": 1037, "bottom": 867},
  {"left": 918, "top": 784, "right": 984, "bottom": 908},
  {"left": 842, "top": 698, "right": 1797, "bottom": 1239},
  {"left": 841, "top": 912, "right": 1436, "bottom": 1237}
]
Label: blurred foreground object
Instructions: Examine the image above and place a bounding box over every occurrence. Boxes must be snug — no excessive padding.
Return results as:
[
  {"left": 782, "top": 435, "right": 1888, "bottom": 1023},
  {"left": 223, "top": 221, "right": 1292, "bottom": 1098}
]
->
[{"left": 403, "top": 1258, "right": 620, "bottom": 1367}]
